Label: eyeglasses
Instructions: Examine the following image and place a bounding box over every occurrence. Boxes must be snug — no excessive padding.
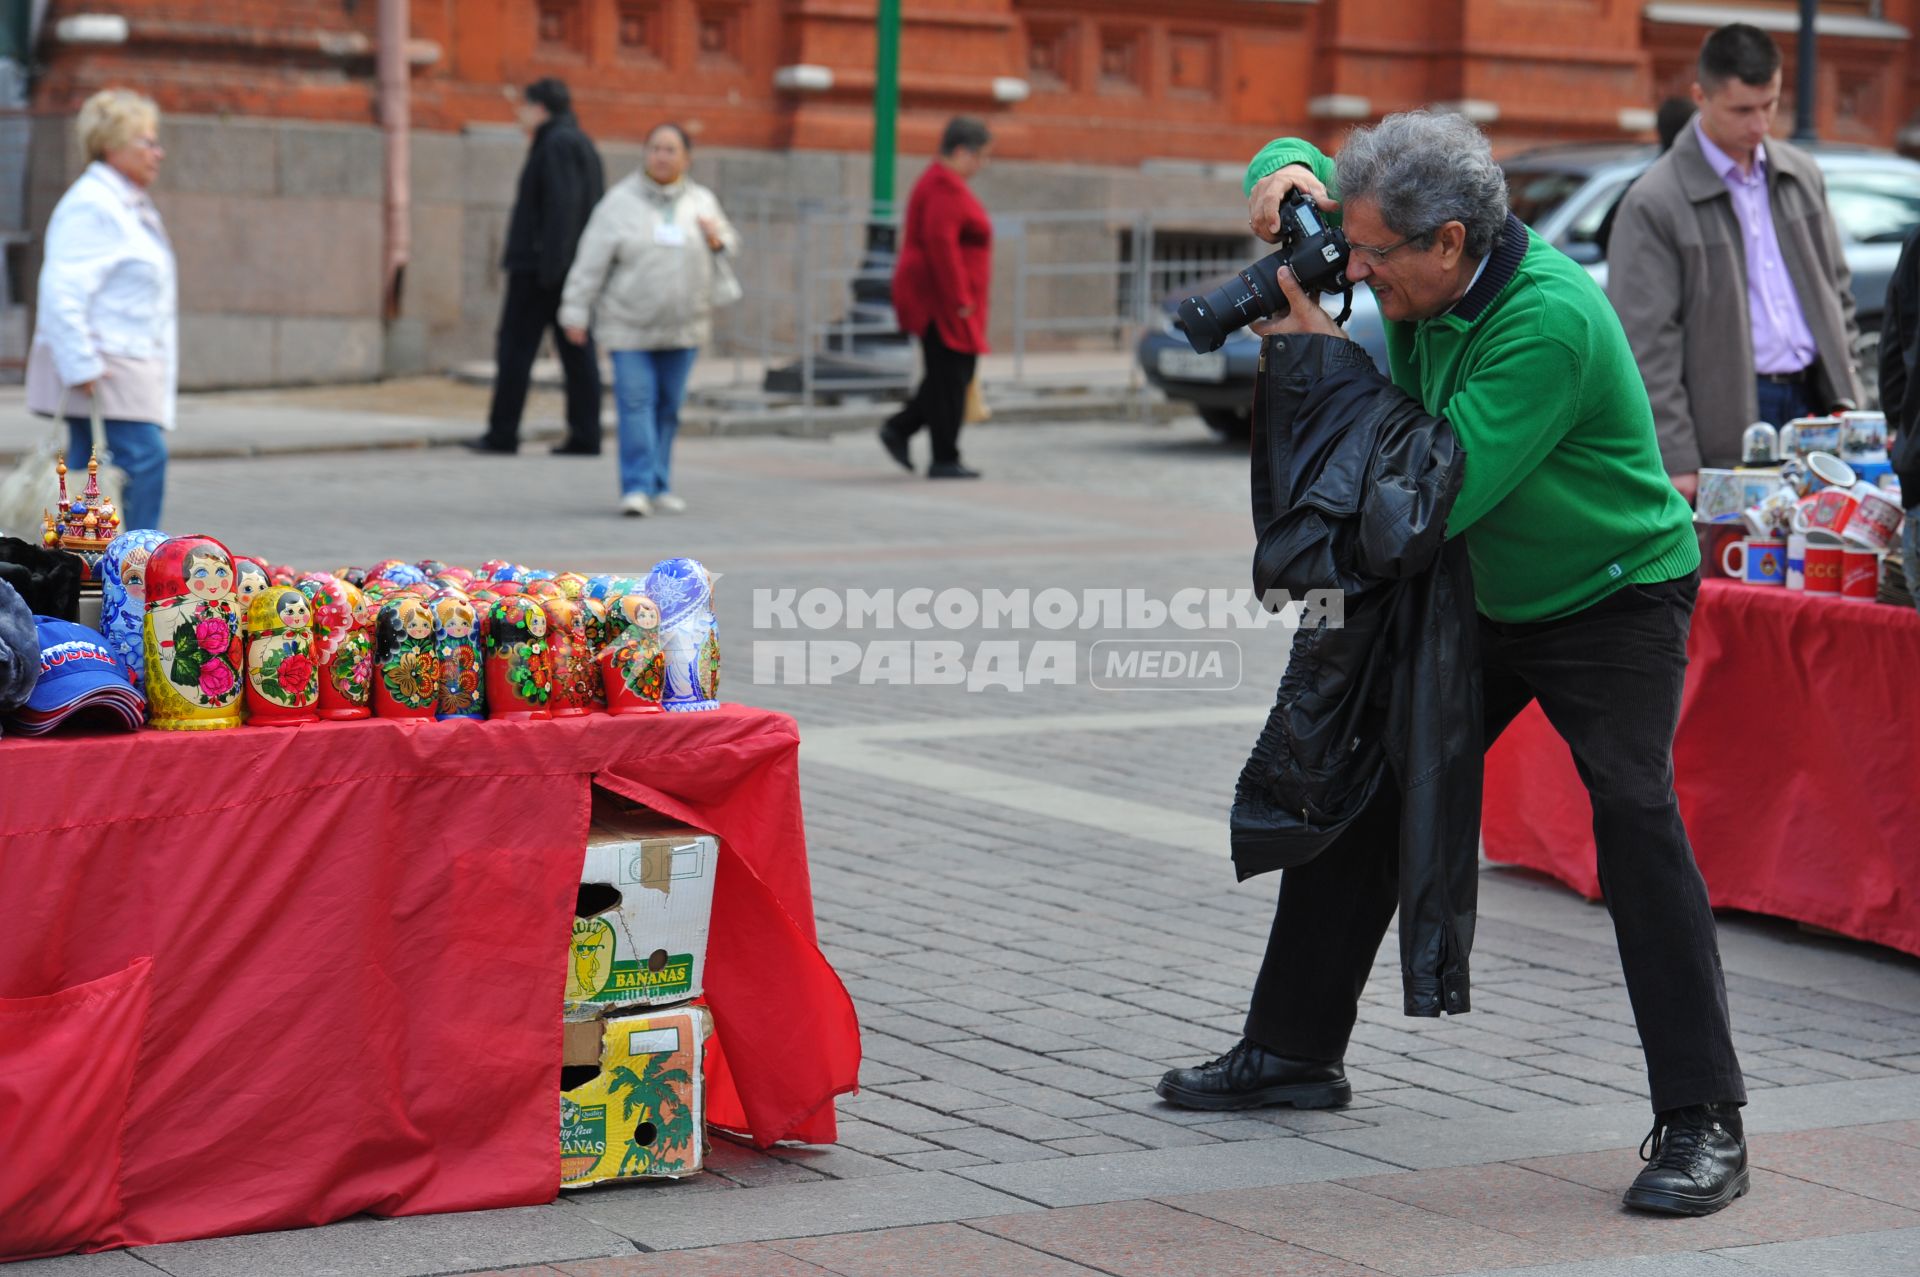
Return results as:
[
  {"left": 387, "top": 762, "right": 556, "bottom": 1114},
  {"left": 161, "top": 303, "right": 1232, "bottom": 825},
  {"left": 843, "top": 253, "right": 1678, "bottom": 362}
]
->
[
  {"left": 133, "top": 137, "right": 163, "bottom": 151},
  {"left": 1348, "top": 231, "right": 1430, "bottom": 265}
]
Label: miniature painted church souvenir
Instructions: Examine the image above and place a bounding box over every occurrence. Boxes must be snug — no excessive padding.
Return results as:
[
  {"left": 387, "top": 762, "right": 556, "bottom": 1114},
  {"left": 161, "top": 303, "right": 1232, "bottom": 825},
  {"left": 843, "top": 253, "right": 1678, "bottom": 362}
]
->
[
  {"left": 99, "top": 529, "right": 167, "bottom": 685},
  {"left": 143, "top": 534, "right": 246, "bottom": 730},
  {"left": 244, "top": 586, "right": 319, "bottom": 725},
  {"left": 642, "top": 557, "right": 719, "bottom": 712},
  {"left": 599, "top": 591, "right": 665, "bottom": 716},
  {"left": 41, "top": 451, "right": 122, "bottom": 593},
  {"left": 432, "top": 592, "right": 485, "bottom": 720},
  {"left": 298, "top": 573, "right": 372, "bottom": 720},
  {"left": 372, "top": 595, "right": 441, "bottom": 719},
  {"left": 484, "top": 595, "right": 552, "bottom": 720},
  {"left": 540, "top": 596, "right": 595, "bottom": 717},
  {"left": 233, "top": 556, "right": 272, "bottom": 612}
]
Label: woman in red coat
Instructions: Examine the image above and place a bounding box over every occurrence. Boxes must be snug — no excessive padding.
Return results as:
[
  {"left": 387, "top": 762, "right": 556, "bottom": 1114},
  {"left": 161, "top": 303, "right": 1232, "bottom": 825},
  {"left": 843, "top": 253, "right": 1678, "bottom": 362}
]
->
[{"left": 880, "top": 118, "right": 993, "bottom": 479}]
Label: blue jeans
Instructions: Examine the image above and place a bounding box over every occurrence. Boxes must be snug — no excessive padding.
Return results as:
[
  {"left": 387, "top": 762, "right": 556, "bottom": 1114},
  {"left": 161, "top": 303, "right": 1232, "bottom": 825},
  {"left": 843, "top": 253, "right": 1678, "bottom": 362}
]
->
[
  {"left": 1754, "top": 376, "right": 1814, "bottom": 430},
  {"left": 610, "top": 348, "right": 697, "bottom": 498},
  {"left": 67, "top": 418, "right": 167, "bottom": 532}
]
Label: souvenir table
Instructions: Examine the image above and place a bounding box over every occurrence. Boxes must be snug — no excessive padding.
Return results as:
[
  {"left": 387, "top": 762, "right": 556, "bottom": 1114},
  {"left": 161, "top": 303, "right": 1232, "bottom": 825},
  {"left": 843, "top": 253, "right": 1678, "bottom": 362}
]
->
[
  {"left": 0, "top": 706, "right": 860, "bottom": 1257},
  {"left": 1484, "top": 579, "right": 1920, "bottom": 958}
]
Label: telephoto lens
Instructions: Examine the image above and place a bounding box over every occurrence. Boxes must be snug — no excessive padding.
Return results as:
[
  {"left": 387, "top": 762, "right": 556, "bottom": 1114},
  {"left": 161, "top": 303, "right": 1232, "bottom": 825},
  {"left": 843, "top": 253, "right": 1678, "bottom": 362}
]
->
[{"left": 1178, "top": 252, "right": 1288, "bottom": 354}]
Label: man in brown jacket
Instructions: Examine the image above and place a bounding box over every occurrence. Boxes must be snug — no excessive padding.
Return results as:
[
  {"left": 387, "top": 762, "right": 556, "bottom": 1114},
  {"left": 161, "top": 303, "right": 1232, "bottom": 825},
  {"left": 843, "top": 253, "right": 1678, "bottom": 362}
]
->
[{"left": 1608, "top": 23, "right": 1859, "bottom": 495}]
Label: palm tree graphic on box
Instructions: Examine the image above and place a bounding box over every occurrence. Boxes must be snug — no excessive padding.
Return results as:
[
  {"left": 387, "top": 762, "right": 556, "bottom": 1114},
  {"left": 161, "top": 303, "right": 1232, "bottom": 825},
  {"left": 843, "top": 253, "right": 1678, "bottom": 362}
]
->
[{"left": 607, "top": 1048, "right": 694, "bottom": 1175}]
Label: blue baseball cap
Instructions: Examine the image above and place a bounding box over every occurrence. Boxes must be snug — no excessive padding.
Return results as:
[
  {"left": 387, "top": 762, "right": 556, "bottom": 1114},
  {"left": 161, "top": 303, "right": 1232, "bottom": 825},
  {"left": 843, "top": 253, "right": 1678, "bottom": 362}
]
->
[{"left": 11, "top": 617, "right": 144, "bottom": 733}]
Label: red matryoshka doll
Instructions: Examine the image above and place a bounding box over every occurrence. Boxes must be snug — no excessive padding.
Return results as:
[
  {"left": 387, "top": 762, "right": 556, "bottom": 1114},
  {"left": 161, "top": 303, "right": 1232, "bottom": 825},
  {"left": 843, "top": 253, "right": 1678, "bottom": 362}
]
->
[
  {"left": 268, "top": 564, "right": 300, "bottom": 587},
  {"left": 598, "top": 591, "right": 665, "bottom": 716},
  {"left": 143, "top": 534, "right": 246, "bottom": 730},
  {"left": 372, "top": 595, "right": 441, "bottom": 720},
  {"left": 233, "top": 556, "right": 272, "bottom": 613},
  {"left": 485, "top": 596, "right": 553, "bottom": 720},
  {"left": 299, "top": 573, "right": 372, "bottom": 720},
  {"left": 525, "top": 578, "right": 566, "bottom": 602},
  {"left": 540, "top": 596, "right": 595, "bottom": 717},
  {"left": 245, "top": 586, "right": 319, "bottom": 726},
  {"left": 489, "top": 580, "right": 527, "bottom": 598},
  {"left": 579, "top": 597, "right": 610, "bottom": 712},
  {"left": 432, "top": 592, "right": 485, "bottom": 720}
]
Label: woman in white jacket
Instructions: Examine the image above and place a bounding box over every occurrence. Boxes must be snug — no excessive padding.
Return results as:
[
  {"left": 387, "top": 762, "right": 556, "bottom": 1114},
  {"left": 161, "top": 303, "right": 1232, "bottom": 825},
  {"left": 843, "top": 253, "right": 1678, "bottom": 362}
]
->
[
  {"left": 26, "top": 89, "right": 177, "bottom": 533},
  {"left": 561, "top": 123, "right": 738, "bottom": 517}
]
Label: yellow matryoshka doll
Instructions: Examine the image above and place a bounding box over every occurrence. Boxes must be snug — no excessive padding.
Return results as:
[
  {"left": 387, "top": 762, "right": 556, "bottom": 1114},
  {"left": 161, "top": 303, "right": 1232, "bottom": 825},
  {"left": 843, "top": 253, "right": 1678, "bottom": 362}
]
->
[
  {"left": 245, "top": 586, "right": 320, "bottom": 726},
  {"left": 143, "top": 534, "right": 247, "bottom": 730}
]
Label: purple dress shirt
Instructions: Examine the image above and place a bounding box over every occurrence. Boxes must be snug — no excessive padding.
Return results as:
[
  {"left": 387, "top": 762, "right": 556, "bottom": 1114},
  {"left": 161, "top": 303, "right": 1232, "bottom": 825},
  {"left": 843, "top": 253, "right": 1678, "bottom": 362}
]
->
[{"left": 1695, "top": 120, "right": 1818, "bottom": 376}]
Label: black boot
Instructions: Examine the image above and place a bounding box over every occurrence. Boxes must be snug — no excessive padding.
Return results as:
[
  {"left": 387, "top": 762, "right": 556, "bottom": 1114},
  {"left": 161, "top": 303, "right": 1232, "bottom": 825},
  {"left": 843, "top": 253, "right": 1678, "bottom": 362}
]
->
[
  {"left": 878, "top": 423, "right": 914, "bottom": 472},
  {"left": 1624, "top": 1102, "right": 1749, "bottom": 1216},
  {"left": 1156, "top": 1039, "right": 1350, "bottom": 1111}
]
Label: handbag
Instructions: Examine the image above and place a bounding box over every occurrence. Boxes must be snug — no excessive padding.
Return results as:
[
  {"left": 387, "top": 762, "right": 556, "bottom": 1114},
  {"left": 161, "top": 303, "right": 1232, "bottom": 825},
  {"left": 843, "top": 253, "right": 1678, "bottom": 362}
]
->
[
  {"left": 0, "top": 393, "right": 126, "bottom": 541},
  {"left": 710, "top": 249, "right": 744, "bottom": 310}
]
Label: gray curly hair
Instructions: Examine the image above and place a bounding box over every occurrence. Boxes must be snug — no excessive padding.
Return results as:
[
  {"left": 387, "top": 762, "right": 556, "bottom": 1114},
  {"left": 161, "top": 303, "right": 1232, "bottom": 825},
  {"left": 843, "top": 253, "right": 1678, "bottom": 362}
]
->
[{"left": 1334, "top": 110, "right": 1509, "bottom": 261}]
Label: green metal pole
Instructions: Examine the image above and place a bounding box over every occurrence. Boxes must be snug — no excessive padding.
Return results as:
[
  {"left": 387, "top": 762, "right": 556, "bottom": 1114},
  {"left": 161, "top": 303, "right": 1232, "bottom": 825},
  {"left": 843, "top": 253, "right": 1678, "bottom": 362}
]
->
[{"left": 872, "top": 0, "right": 900, "bottom": 223}]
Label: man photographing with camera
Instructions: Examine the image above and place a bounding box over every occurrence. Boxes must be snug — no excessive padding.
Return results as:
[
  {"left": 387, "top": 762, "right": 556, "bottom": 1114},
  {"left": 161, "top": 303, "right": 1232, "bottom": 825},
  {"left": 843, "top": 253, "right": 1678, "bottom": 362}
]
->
[{"left": 1156, "top": 111, "right": 1751, "bottom": 1217}]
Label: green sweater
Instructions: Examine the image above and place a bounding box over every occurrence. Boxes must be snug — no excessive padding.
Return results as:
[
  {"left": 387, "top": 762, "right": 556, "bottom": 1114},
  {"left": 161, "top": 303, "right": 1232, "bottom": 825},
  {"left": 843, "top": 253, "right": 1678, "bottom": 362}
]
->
[{"left": 1247, "top": 140, "right": 1698, "bottom": 623}]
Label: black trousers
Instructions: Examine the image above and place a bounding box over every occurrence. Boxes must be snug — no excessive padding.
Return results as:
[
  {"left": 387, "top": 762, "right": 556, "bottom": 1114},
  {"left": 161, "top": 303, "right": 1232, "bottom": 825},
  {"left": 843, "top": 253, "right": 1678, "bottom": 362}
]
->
[
  {"left": 886, "top": 324, "right": 976, "bottom": 467},
  {"left": 1245, "top": 574, "right": 1746, "bottom": 1114},
  {"left": 486, "top": 270, "right": 603, "bottom": 449}
]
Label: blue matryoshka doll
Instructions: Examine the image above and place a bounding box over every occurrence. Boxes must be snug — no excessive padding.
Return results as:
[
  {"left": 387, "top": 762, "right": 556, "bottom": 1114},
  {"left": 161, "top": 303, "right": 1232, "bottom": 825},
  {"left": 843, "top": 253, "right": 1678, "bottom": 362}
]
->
[
  {"left": 642, "top": 557, "right": 719, "bottom": 712},
  {"left": 100, "top": 528, "right": 168, "bottom": 685}
]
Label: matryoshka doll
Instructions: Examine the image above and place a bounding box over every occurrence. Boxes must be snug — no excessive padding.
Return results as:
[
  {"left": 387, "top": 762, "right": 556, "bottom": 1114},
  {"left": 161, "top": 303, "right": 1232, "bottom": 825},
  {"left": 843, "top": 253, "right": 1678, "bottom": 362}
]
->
[
  {"left": 578, "top": 597, "right": 610, "bottom": 712},
  {"left": 143, "top": 534, "right": 246, "bottom": 730},
  {"left": 643, "top": 557, "right": 719, "bottom": 712},
  {"left": 599, "top": 591, "right": 665, "bottom": 716},
  {"left": 233, "top": 556, "right": 272, "bottom": 613},
  {"left": 540, "top": 596, "right": 594, "bottom": 717},
  {"left": 554, "top": 572, "right": 590, "bottom": 601},
  {"left": 484, "top": 596, "right": 553, "bottom": 720},
  {"left": 268, "top": 564, "right": 301, "bottom": 587},
  {"left": 100, "top": 528, "right": 167, "bottom": 685},
  {"left": 432, "top": 592, "right": 485, "bottom": 720},
  {"left": 373, "top": 595, "right": 441, "bottom": 719},
  {"left": 298, "top": 573, "right": 372, "bottom": 720},
  {"left": 245, "top": 586, "right": 319, "bottom": 726}
]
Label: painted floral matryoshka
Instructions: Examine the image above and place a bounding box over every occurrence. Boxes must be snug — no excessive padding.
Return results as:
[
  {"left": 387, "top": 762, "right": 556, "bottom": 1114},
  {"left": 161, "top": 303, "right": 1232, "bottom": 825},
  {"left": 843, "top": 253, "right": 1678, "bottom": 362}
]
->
[
  {"left": 540, "top": 596, "right": 595, "bottom": 717},
  {"left": 144, "top": 534, "right": 246, "bottom": 730},
  {"left": 100, "top": 528, "right": 167, "bottom": 686},
  {"left": 245, "top": 586, "right": 319, "bottom": 726},
  {"left": 234, "top": 557, "right": 272, "bottom": 612},
  {"left": 643, "top": 557, "right": 719, "bottom": 712},
  {"left": 485, "top": 596, "right": 552, "bottom": 720},
  {"left": 599, "top": 591, "right": 665, "bottom": 716},
  {"left": 432, "top": 592, "right": 485, "bottom": 720},
  {"left": 579, "top": 597, "right": 609, "bottom": 712},
  {"left": 373, "top": 595, "right": 441, "bottom": 719},
  {"left": 553, "top": 572, "right": 590, "bottom": 601},
  {"left": 299, "top": 573, "right": 372, "bottom": 720}
]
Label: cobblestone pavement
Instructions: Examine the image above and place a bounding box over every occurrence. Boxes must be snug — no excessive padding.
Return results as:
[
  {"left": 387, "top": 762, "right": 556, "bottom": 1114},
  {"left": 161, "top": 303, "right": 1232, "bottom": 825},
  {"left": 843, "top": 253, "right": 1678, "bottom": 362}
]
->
[{"left": 17, "top": 411, "right": 1920, "bottom": 1276}]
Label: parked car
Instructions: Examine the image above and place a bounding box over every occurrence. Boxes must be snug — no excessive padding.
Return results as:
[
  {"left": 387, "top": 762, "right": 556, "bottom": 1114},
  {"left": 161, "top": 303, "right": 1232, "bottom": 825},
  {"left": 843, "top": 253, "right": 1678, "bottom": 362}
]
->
[{"left": 1141, "top": 141, "right": 1920, "bottom": 438}]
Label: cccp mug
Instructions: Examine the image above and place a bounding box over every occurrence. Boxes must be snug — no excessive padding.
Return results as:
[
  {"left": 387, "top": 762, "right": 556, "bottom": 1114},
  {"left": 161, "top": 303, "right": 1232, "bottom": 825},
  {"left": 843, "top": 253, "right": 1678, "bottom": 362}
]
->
[
  {"left": 1804, "top": 536, "right": 1844, "bottom": 596},
  {"left": 1844, "top": 482, "right": 1905, "bottom": 552},
  {"left": 1841, "top": 546, "right": 1882, "bottom": 603},
  {"left": 1721, "top": 537, "right": 1787, "bottom": 586}
]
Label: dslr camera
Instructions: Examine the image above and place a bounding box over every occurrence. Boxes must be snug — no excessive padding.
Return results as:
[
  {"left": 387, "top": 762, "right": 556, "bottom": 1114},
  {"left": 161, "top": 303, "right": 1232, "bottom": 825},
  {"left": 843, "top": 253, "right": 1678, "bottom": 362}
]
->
[{"left": 1179, "top": 191, "right": 1353, "bottom": 354}]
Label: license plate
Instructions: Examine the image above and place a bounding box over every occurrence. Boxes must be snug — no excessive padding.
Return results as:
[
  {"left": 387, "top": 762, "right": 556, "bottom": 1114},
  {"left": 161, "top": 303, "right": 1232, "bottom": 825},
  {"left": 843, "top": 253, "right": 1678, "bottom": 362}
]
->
[{"left": 1158, "top": 349, "right": 1228, "bottom": 383}]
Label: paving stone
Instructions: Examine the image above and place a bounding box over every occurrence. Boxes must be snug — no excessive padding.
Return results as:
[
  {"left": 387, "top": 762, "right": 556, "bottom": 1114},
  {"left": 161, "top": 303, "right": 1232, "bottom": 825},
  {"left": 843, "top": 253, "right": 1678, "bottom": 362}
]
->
[
  {"left": 1710, "top": 1225, "right": 1920, "bottom": 1275},
  {"left": 1044, "top": 1135, "right": 1142, "bottom": 1155},
  {"left": 1406, "top": 1047, "right": 1547, "bottom": 1082},
  {"left": 839, "top": 1093, "right": 977, "bottom": 1135},
  {"left": 969, "top": 1104, "right": 1099, "bottom": 1142},
  {"left": 6, "top": 1256, "right": 162, "bottom": 1276},
  {"left": 555, "top": 1245, "right": 832, "bottom": 1276},
  {"left": 775, "top": 1222, "right": 1094, "bottom": 1276},
  {"left": 973, "top": 1199, "right": 1377, "bottom": 1276},
  {"left": 955, "top": 1137, "right": 1397, "bottom": 1207},
  {"left": 875, "top": 1080, "right": 1002, "bottom": 1112},
  {"left": 924, "top": 1126, "right": 1070, "bottom": 1163},
  {"left": 1310, "top": 1100, "right": 1656, "bottom": 1170},
  {"left": 833, "top": 1119, "right": 939, "bottom": 1158},
  {"left": 891, "top": 1148, "right": 992, "bottom": 1171},
  {"left": 968, "top": 1081, "right": 1122, "bottom": 1120},
  {"left": 1756, "top": 1046, "right": 1898, "bottom": 1080},
  {"left": 1186, "top": 1117, "right": 1299, "bottom": 1141},
  {"left": 1077, "top": 1112, "right": 1223, "bottom": 1149},
  {"left": 766, "top": 1144, "right": 916, "bottom": 1179},
  {"left": 1004, "top": 1063, "right": 1143, "bottom": 1098},
  {"left": 1368, "top": 1087, "right": 1514, "bottom": 1121},
  {"left": 565, "top": 1171, "right": 1040, "bottom": 1250},
  {"left": 856, "top": 1058, "right": 920, "bottom": 1087},
  {"left": 1750, "top": 1126, "right": 1920, "bottom": 1209}
]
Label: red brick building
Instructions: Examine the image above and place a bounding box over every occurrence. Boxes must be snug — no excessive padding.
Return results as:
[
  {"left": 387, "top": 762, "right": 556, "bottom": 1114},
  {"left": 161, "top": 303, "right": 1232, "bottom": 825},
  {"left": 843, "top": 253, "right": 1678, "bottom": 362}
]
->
[{"left": 13, "top": 0, "right": 1920, "bottom": 385}]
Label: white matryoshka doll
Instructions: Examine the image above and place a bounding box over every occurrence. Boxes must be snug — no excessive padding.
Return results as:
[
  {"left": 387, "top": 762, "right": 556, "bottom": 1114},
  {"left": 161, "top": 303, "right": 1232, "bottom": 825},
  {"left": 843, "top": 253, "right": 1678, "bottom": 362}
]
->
[
  {"left": 642, "top": 558, "right": 718, "bottom": 712},
  {"left": 99, "top": 528, "right": 167, "bottom": 686}
]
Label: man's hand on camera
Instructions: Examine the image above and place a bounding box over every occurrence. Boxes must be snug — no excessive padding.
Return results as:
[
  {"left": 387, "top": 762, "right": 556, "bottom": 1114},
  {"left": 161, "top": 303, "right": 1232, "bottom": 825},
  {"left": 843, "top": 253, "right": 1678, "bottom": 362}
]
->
[
  {"left": 1249, "top": 268, "right": 1346, "bottom": 340},
  {"left": 1248, "top": 164, "right": 1338, "bottom": 244}
]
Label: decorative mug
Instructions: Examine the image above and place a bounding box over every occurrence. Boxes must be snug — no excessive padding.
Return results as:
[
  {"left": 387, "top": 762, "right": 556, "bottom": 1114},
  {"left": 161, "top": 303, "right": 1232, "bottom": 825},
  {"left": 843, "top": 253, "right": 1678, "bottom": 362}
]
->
[
  {"left": 1784, "top": 416, "right": 1843, "bottom": 457},
  {"left": 1804, "top": 537, "right": 1844, "bottom": 596},
  {"left": 1785, "top": 532, "right": 1808, "bottom": 591},
  {"left": 1840, "top": 410, "right": 1889, "bottom": 462},
  {"left": 432, "top": 592, "right": 486, "bottom": 720},
  {"left": 1804, "top": 451, "right": 1857, "bottom": 493},
  {"left": 1720, "top": 537, "right": 1787, "bottom": 586},
  {"left": 1843, "top": 482, "right": 1905, "bottom": 552},
  {"left": 143, "top": 534, "right": 246, "bottom": 730},
  {"left": 298, "top": 572, "right": 373, "bottom": 720},
  {"left": 1841, "top": 546, "right": 1882, "bottom": 603},
  {"left": 1794, "top": 486, "right": 1862, "bottom": 538},
  {"left": 372, "top": 595, "right": 441, "bottom": 719},
  {"left": 599, "top": 591, "right": 665, "bottom": 716},
  {"left": 244, "top": 586, "right": 319, "bottom": 726},
  {"left": 1741, "top": 486, "right": 1799, "bottom": 538},
  {"left": 484, "top": 596, "right": 553, "bottom": 719}
]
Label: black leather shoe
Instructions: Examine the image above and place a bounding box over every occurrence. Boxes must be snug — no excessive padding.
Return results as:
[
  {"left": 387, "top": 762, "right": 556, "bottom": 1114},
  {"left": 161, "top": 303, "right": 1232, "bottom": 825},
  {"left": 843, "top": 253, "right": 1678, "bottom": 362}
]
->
[
  {"left": 878, "top": 425, "right": 913, "bottom": 471},
  {"left": 550, "top": 441, "right": 601, "bottom": 456},
  {"left": 461, "top": 436, "right": 516, "bottom": 455},
  {"left": 1156, "top": 1039, "right": 1351, "bottom": 1111},
  {"left": 1623, "top": 1103, "right": 1749, "bottom": 1216},
  {"left": 927, "top": 462, "right": 981, "bottom": 480}
]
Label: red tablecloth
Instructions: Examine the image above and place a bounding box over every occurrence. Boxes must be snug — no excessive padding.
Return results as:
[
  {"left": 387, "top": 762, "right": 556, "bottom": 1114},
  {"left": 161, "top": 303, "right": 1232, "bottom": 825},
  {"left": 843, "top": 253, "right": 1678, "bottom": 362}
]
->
[
  {"left": 1485, "top": 580, "right": 1920, "bottom": 958},
  {"left": 0, "top": 706, "right": 860, "bottom": 1258}
]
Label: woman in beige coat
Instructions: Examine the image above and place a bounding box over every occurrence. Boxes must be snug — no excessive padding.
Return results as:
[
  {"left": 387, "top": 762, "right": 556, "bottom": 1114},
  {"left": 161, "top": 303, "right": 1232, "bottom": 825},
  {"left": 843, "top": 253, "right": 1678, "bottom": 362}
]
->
[{"left": 561, "top": 124, "right": 738, "bottom": 517}]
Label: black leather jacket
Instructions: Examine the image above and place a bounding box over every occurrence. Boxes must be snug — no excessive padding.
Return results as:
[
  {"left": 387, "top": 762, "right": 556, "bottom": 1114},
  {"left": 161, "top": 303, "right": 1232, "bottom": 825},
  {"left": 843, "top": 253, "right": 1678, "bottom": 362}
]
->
[{"left": 1231, "top": 333, "right": 1483, "bottom": 1017}]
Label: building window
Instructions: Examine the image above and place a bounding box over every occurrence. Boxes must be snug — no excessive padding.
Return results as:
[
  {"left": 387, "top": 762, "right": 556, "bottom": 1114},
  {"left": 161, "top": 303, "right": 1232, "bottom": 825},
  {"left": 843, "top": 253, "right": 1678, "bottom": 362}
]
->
[
  {"left": 538, "top": 0, "right": 585, "bottom": 52},
  {"left": 1027, "top": 21, "right": 1077, "bottom": 93},
  {"left": 618, "top": 1, "right": 665, "bottom": 62},
  {"left": 698, "top": 3, "right": 743, "bottom": 69},
  {"left": 1099, "top": 28, "right": 1145, "bottom": 95},
  {"left": 1168, "top": 33, "right": 1217, "bottom": 99}
]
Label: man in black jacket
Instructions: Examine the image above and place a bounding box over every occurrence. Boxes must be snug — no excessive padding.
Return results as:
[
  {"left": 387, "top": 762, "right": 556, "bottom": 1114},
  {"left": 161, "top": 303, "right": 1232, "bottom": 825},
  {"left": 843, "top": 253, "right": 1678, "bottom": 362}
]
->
[
  {"left": 467, "top": 78, "right": 606, "bottom": 456},
  {"left": 1875, "top": 226, "right": 1920, "bottom": 611}
]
